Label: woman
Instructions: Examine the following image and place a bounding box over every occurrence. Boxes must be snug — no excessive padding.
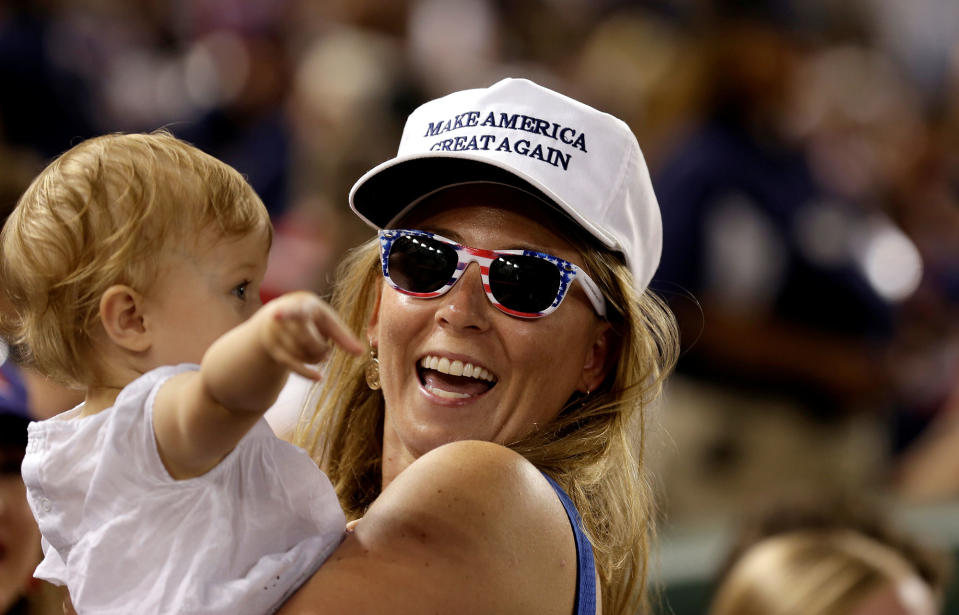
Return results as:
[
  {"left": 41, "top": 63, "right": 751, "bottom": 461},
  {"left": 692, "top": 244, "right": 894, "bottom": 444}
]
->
[{"left": 280, "top": 78, "right": 678, "bottom": 615}]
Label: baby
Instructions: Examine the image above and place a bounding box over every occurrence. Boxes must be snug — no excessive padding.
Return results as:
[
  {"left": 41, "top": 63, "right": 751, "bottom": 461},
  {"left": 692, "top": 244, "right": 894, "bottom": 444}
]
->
[{"left": 0, "top": 131, "right": 361, "bottom": 614}]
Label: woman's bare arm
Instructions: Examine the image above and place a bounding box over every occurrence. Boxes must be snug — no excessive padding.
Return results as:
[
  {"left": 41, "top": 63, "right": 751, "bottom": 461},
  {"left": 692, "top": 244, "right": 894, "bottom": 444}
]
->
[{"left": 278, "top": 440, "right": 579, "bottom": 615}]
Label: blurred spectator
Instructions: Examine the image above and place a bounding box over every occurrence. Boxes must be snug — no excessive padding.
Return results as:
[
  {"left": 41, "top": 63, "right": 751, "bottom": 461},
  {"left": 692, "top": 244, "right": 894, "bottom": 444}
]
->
[
  {"left": 173, "top": 26, "right": 295, "bottom": 218},
  {"left": 0, "top": 411, "right": 39, "bottom": 614},
  {"left": 709, "top": 496, "right": 950, "bottom": 615},
  {"left": 649, "top": 2, "right": 915, "bottom": 520},
  {"left": 862, "top": 0, "right": 959, "bottom": 104},
  {"left": 568, "top": 7, "right": 706, "bottom": 164},
  {"left": 888, "top": 54, "right": 959, "bottom": 502},
  {"left": 655, "top": 6, "right": 898, "bottom": 420},
  {"left": 0, "top": 408, "right": 62, "bottom": 614},
  {"left": 711, "top": 530, "right": 940, "bottom": 615},
  {"left": 0, "top": 2, "right": 96, "bottom": 159}
]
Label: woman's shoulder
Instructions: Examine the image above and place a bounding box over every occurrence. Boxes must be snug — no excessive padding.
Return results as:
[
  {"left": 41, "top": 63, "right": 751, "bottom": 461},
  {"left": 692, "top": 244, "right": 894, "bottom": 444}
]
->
[
  {"left": 369, "top": 439, "right": 575, "bottom": 571},
  {"left": 279, "top": 440, "right": 579, "bottom": 615},
  {"left": 393, "top": 439, "right": 553, "bottom": 505}
]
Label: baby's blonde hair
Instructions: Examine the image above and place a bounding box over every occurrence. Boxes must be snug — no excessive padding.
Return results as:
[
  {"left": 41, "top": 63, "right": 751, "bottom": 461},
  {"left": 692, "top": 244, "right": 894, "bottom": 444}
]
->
[{"left": 0, "top": 131, "right": 270, "bottom": 388}]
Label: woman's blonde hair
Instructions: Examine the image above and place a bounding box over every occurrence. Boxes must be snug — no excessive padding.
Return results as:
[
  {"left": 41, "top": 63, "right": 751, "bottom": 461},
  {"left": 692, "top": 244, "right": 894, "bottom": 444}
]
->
[
  {"left": 0, "top": 130, "right": 270, "bottom": 388},
  {"left": 295, "top": 215, "right": 680, "bottom": 615},
  {"left": 709, "top": 530, "right": 932, "bottom": 615}
]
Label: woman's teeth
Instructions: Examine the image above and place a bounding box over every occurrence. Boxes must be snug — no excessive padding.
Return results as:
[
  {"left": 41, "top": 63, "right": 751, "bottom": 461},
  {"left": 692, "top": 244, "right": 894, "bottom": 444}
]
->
[
  {"left": 430, "top": 387, "right": 471, "bottom": 399},
  {"left": 420, "top": 356, "right": 496, "bottom": 383}
]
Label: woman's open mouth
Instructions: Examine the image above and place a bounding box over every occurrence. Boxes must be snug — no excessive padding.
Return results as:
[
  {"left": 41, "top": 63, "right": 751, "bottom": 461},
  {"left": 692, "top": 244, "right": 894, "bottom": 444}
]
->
[{"left": 417, "top": 355, "right": 497, "bottom": 399}]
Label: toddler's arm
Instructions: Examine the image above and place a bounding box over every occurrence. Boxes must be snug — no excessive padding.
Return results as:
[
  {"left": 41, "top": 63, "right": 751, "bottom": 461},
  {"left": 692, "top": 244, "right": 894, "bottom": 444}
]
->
[{"left": 152, "top": 291, "right": 363, "bottom": 479}]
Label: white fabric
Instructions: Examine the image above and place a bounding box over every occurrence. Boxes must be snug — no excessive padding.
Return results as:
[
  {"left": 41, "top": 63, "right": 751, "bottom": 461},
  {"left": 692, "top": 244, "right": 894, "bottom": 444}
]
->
[
  {"left": 21, "top": 365, "right": 345, "bottom": 615},
  {"left": 264, "top": 373, "right": 315, "bottom": 440},
  {"left": 349, "top": 77, "right": 663, "bottom": 292}
]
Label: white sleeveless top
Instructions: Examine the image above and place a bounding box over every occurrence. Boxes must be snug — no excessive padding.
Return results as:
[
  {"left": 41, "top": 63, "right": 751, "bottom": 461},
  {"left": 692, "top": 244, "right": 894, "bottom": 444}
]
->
[{"left": 22, "top": 365, "right": 344, "bottom": 615}]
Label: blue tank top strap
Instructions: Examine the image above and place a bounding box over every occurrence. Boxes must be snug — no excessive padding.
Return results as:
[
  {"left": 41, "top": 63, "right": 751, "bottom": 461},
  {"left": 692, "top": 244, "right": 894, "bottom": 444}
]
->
[{"left": 541, "top": 472, "right": 597, "bottom": 615}]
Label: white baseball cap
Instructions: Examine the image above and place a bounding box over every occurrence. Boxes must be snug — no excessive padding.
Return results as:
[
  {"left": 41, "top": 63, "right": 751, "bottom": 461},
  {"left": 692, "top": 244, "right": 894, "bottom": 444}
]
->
[{"left": 349, "top": 77, "right": 663, "bottom": 292}]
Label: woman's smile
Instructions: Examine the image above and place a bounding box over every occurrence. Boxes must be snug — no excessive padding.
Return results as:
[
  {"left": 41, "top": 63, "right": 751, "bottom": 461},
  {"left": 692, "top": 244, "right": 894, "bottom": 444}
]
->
[{"left": 417, "top": 353, "right": 498, "bottom": 400}]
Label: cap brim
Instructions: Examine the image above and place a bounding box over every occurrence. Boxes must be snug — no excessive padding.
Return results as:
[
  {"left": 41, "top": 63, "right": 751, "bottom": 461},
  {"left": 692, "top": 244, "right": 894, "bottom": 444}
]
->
[{"left": 349, "top": 153, "right": 617, "bottom": 249}]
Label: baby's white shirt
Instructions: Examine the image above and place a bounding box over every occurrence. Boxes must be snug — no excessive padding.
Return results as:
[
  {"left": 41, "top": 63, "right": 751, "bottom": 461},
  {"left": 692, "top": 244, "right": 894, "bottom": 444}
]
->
[{"left": 21, "top": 364, "right": 345, "bottom": 615}]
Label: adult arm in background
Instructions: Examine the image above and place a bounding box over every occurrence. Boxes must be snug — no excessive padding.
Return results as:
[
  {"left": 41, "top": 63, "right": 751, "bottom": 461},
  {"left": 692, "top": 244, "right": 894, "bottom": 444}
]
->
[
  {"left": 672, "top": 298, "right": 888, "bottom": 406},
  {"left": 894, "top": 379, "right": 959, "bottom": 501},
  {"left": 278, "top": 440, "right": 588, "bottom": 615}
]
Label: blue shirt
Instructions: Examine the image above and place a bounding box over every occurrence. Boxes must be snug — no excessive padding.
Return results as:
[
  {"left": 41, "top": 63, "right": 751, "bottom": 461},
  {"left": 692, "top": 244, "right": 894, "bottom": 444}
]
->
[{"left": 542, "top": 472, "right": 596, "bottom": 615}]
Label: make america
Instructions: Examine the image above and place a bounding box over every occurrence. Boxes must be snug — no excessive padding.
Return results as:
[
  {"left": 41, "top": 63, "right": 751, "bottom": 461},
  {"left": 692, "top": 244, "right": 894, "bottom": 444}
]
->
[{"left": 425, "top": 111, "right": 588, "bottom": 153}]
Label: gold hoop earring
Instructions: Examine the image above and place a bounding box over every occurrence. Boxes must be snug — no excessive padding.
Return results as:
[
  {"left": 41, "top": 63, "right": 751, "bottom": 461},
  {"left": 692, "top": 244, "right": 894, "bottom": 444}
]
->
[{"left": 365, "top": 348, "right": 381, "bottom": 390}]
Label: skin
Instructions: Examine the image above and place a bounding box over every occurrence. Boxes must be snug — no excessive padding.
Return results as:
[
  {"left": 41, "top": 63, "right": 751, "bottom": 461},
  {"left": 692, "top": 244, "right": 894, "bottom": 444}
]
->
[
  {"left": 280, "top": 185, "right": 612, "bottom": 614},
  {"left": 139, "top": 229, "right": 273, "bottom": 370},
  {"left": 19, "top": 369, "right": 84, "bottom": 420}
]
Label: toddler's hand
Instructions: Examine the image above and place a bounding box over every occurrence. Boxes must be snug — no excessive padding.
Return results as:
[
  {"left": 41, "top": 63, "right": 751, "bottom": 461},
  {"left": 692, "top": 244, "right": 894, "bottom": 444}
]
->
[{"left": 260, "top": 291, "right": 364, "bottom": 380}]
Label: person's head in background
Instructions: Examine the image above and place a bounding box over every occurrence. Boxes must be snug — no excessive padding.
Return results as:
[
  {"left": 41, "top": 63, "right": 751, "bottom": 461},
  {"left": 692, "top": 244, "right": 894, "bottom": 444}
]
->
[
  {"left": 711, "top": 530, "right": 940, "bottom": 615},
  {"left": 699, "top": 0, "right": 806, "bottom": 140},
  {"left": 709, "top": 497, "right": 949, "bottom": 615},
  {"left": 0, "top": 410, "right": 40, "bottom": 613}
]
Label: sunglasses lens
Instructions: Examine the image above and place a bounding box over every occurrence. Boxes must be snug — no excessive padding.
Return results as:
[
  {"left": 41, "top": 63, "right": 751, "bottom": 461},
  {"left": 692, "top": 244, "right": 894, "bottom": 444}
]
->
[
  {"left": 489, "top": 255, "right": 561, "bottom": 314},
  {"left": 387, "top": 235, "right": 458, "bottom": 293}
]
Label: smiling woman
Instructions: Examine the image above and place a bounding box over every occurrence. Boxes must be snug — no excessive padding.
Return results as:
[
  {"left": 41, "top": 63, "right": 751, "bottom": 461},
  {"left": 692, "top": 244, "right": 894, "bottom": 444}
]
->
[{"left": 281, "top": 78, "right": 680, "bottom": 615}]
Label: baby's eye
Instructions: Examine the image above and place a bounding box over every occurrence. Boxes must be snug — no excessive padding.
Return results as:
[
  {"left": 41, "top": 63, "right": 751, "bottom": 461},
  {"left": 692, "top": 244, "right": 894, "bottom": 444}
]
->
[{"left": 232, "top": 281, "right": 250, "bottom": 301}]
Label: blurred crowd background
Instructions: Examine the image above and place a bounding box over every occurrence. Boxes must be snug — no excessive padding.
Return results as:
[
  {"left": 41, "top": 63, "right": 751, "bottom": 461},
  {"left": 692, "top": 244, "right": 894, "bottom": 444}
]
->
[{"left": 2, "top": 0, "right": 959, "bottom": 612}]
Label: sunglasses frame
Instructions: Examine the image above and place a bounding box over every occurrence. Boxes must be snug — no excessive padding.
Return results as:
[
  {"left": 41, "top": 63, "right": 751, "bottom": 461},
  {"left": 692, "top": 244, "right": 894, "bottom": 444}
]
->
[{"left": 378, "top": 229, "right": 607, "bottom": 319}]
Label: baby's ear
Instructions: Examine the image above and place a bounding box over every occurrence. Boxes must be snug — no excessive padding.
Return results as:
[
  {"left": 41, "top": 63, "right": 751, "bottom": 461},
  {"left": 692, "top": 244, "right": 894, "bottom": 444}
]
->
[{"left": 99, "top": 285, "right": 151, "bottom": 352}]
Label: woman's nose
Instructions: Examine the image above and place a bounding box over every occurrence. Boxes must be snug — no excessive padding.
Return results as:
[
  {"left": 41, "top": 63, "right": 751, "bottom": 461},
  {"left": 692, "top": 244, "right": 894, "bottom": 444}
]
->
[{"left": 434, "top": 263, "right": 493, "bottom": 332}]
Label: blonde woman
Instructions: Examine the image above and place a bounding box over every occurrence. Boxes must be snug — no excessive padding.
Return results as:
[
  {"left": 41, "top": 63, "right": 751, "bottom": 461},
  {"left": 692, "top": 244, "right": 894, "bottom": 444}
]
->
[
  {"left": 710, "top": 530, "right": 941, "bottom": 615},
  {"left": 710, "top": 499, "right": 948, "bottom": 615},
  {"left": 279, "top": 78, "right": 679, "bottom": 615}
]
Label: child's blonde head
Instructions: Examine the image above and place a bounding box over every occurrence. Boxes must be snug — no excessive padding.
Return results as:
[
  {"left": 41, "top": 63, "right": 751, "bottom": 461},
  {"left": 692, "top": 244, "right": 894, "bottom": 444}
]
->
[{"left": 0, "top": 131, "right": 271, "bottom": 388}]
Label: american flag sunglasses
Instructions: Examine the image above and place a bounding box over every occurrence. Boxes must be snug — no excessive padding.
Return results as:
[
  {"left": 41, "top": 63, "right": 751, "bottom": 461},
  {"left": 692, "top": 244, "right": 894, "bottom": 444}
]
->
[{"left": 378, "top": 229, "right": 606, "bottom": 319}]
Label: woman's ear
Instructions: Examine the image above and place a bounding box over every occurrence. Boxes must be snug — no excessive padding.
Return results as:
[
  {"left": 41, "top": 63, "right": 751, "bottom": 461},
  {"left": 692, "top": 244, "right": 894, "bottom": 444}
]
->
[
  {"left": 578, "top": 323, "right": 612, "bottom": 394},
  {"left": 99, "top": 285, "right": 151, "bottom": 353}
]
